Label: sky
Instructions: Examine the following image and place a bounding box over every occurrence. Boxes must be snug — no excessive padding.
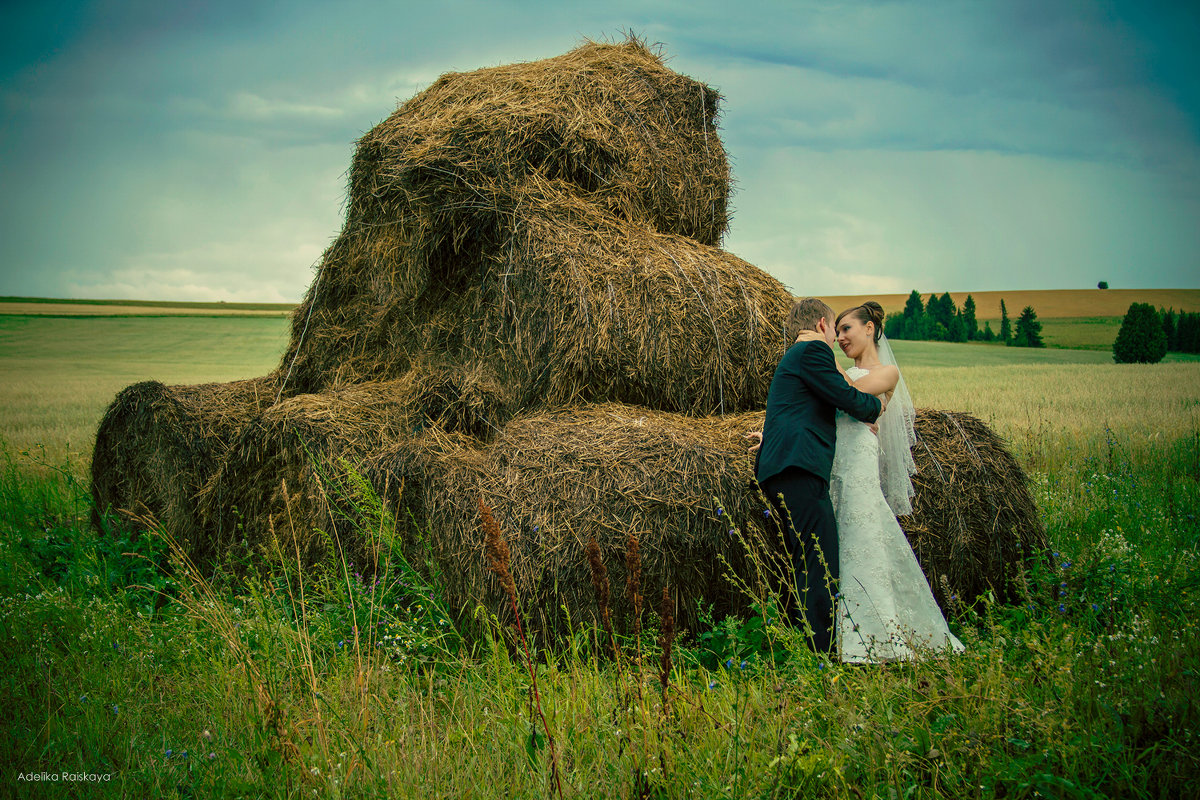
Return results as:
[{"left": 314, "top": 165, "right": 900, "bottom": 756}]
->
[{"left": 1, "top": 0, "right": 1197, "bottom": 302}]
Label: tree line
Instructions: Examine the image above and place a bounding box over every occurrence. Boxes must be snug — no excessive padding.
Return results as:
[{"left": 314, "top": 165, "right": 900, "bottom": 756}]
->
[
  {"left": 883, "top": 290, "right": 1043, "bottom": 347},
  {"left": 1112, "top": 303, "right": 1200, "bottom": 363}
]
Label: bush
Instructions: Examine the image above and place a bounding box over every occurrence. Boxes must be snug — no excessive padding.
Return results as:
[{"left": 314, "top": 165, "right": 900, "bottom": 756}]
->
[
  {"left": 1113, "top": 303, "right": 1167, "bottom": 363},
  {"left": 1098, "top": 281, "right": 1109, "bottom": 289}
]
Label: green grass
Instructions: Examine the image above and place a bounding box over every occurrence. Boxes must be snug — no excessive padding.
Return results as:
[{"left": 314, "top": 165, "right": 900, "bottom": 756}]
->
[
  {"left": 1, "top": 426, "right": 1197, "bottom": 798},
  {"left": 0, "top": 315, "right": 287, "bottom": 462},
  {"left": 2, "top": 315, "right": 1199, "bottom": 796}
]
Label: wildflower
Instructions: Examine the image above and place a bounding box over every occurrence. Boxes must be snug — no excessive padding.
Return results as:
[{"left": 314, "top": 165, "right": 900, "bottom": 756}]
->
[
  {"left": 708, "top": 680, "right": 719, "bottom": 690},
  {"left": 950, "top": 594, "right": 957, "bottom": 602},
  {"left": 740, "top": 660, "right": 748, "bottom": 670},
  {"left": 716, "top": 507, "right": 724, "bottom": 517},
  {"left": 724, "top": 658, "right": 734, "bottom": 669},
  {"left": 202, "top": 729, "right": 213, "bottom": 741},
  {"left": 817, "top": 662, "right": 826, "bottom": 671},
  {"left": 208, "top": 752, "right": 216, "bottom": 760},
  {"left": 764, "top": 508, "right": 771, "bottom": 518},
  {"left": 1091, "top": 604, "right": 1100, "bottom": 611},
  {"left": 728, "top": 529, "right": 735, "bottom": 536},
  {"left": 1058, "top": 604, "right": 1066, "bottom": 613}
]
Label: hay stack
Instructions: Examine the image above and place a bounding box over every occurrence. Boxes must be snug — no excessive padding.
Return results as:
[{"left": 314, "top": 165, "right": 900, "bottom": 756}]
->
[
  {"left": 906, "top": 409, "right": 1047, "bottom": 606},
  {"left": 91, "top": 40, "right": 1048, "bottom": 644},
  {"left": 275, "top": 40, "right": 782, "bottom": 423},
  {"left": 90, "top": 375, "right": 280, "bottom": 542},
  {"left": 194, "top": 394, "right": 1045, "bottom": 638}
]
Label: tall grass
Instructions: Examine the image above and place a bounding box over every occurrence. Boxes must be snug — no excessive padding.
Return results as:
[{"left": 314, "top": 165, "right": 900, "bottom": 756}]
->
[{"left": 2, "top": 419, "right": 1198, "bottom": 798}]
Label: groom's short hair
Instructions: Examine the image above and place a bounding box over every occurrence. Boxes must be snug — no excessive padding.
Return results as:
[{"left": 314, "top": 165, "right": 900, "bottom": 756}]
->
[{"left": 786, "top": 297, "right": 834, "bottom": 340}]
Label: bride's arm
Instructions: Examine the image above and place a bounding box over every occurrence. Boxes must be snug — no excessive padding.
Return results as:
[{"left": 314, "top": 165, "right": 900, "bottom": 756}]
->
[{"left": 849, "top": 364, "right": 899, "bottom": 397}]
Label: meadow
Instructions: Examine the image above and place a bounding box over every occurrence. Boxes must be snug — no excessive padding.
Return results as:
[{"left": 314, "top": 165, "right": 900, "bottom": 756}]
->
[{"left": 1, "top": 305, "right": 1199, "bottom": 798}]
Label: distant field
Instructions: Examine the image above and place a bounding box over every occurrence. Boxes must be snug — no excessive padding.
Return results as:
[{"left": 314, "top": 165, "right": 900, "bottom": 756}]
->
[
  {"left": 2, "top": 312, "right": 1198, "bottom": 470},
  {"left": 0, "top": 315, "right": 287, "bottom": 464},
  {"left": 0, "top": 296, "right": 292, "bottom": 317}
]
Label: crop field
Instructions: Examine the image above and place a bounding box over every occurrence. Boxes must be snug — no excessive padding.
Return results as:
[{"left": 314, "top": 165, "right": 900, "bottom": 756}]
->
[{"left": 2, "top": 303, "right": 1199, "bottom": 797}]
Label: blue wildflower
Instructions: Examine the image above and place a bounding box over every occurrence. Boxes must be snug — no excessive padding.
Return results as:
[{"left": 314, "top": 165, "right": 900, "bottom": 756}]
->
[
  {"left": 1091, "top": 603, "right": 1100, "bottom": 611},
  {"left": 708, "top": 680, "right": 719, "bottom": 690},
  {"left": 740, "top": 660, "right": 748, "bottom": 670},
  {"left": 728, "top": 529, "right": 735, "bottom": 536},
  {"left": 1058, "top": 604, "right": 1066, "bottom": 613},
  {"left": 764, "top": 508, "right": 771, "bottom": 518},
  {"left": 716, "top": 507, "right": 724, "bottom": 517},
  {"left": 724, "top": 658, "right": 734, "bottom": 669}
]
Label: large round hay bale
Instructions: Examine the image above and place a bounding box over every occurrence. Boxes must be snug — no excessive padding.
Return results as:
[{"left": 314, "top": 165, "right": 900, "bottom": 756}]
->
[
  {"left": 90, "top": 375, "right": 280, "bottom": 544},
  {"left": 280, "top": 196, "right": 792, "bottom": 420},
  {"left": 349, "top": 38, "right": 729, "bottom": 249},
  {"left": 906, "top": 409, "right": 1048, "bottom": 606},
  {"left": 195, "top": 379, "right": 423, "bottom": 566}
]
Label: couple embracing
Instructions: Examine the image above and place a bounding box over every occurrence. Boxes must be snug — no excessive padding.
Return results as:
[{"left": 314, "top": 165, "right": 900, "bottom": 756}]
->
[{"left": 752, "top": 298, "right": 963, "bottom": 663}]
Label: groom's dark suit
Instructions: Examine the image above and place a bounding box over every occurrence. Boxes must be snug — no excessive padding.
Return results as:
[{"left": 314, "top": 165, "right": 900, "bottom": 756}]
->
[{"left": 756, "top": 337, "right": 881, "bottom": 653}]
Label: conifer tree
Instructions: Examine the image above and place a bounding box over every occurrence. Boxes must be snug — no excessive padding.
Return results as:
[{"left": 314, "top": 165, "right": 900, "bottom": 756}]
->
[
  {"left": 1113, "top": 303, "right": 1166, "bottom": 363},
  {"left": 962, "top": 294, "right": 978, "bottom": 340},
  {"left": 1162, "top": 308, "right": 1177, "bottom": 351},
  {"left": 999, "top": 299, "right": 1011, "bottom": 343},
  {"left": 1011, "top": 305, "right": 1044, "bottom": 348}
]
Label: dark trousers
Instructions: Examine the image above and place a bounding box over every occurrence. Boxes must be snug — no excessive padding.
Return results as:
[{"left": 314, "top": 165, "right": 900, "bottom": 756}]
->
[{"left": 760, "top": 466, "right": 839, "bottom": 654}]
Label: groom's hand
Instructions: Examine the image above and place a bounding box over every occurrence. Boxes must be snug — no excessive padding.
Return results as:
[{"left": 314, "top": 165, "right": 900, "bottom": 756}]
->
[{"left": 745, "top": 430, "right": 763, "bottom": 453}]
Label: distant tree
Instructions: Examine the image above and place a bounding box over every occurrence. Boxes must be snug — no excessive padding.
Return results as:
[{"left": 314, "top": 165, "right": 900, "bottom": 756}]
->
[
  {"left": 902, "top": 290, "right": 925, "bottom": 320},
  {"left": 1010, "top": 305, "right": 1045, "bottom": 348},
  {"left": 1174, "top": 311, "right": 1200, "bottom": 354},
  {"left": 884, "top": 311, "right": 908, "bottom": 340},
  {"left": 1098, "top": 281, "right": 1109, "bottom": 290},
  {"left": 981, "top": 321, "right": 996, "bottom": 341},
  {"left": 1162, "top": 308, "right": 1177, "bottom": 351},
  {"left": 929, "top": 292, "right": 956, "bottom": 331},
  {"left": 948, "top": 313, "right": 967, "bottom": 343},
  {"left": 999, "top": 299, "right": 1011, "bottom": 343},
  {"left": 962, "top": 294, "right": 979, "bottom": 340},
  {"left": 1113, "top": 303, "right": 1166, "bottom": 363}
]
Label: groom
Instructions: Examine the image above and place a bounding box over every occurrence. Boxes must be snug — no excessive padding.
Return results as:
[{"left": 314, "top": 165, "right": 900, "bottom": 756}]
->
[{"left": 754, "top": 298, "right": 883, "bottom": 654}]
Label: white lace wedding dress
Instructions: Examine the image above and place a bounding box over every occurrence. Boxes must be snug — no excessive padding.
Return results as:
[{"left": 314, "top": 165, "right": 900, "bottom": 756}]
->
[{"left": 831, "top": 366, "right": 964, "bottom": 663}]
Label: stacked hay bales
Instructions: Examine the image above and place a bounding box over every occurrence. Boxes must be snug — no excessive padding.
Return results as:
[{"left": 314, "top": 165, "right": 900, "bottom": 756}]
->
[
  {"left": 276, "top": 39, "right": 786, "bottom": 428},
  {"left": 193, "top": 399, "right": 1046, "bottom": 638},
  {"left": 91, "top": 38, "right": 1047, "bottom": 643}
]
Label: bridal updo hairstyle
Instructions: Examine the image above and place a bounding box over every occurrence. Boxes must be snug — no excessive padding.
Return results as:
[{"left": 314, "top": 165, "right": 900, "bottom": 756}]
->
[{"left": 836, "top": 301, "right": 886, "bottom": 345}]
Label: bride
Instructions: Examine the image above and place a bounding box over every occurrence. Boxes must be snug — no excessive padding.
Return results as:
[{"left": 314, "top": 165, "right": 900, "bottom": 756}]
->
[{"left": 829, "top": 302, "right": 963, "bottom": 663}]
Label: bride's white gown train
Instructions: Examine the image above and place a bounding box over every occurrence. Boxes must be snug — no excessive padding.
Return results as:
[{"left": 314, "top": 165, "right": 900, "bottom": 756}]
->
[{"left": 831, "top": 367, "right": 964, "bottom": 663}]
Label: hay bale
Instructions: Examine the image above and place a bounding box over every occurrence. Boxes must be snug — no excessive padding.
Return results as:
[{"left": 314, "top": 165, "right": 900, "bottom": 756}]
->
[
  {"left": 195, "top": 395, "right": 1044, "bottom": 641},
  {"left": 907, "top": 409, "right": 1048, "bottom": 606},
  {"left": 349, "top": 38, "right": 729, "bottom": 250},
  {"left": 90, "top": 375, "right": 280, "bottom": 544},
  {"left": 280, "top": 195, "right": 792, "bottom": 421},
  {"left": 195, "top": 379, "right": 425, "bottom": 565}
]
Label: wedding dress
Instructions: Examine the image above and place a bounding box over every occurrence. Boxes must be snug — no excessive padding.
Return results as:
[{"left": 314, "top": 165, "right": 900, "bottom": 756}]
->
[{"left": 831, "top": 366, "right": 964, "bottom": 663}]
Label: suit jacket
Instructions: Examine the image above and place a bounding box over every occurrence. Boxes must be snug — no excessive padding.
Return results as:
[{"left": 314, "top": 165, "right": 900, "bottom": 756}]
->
[{"left": 755, "top": 339, "right": 882, "bottom": 486}]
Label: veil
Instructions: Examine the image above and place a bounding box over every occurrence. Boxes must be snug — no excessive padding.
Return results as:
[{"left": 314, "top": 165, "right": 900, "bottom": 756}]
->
[{"left": 876, "top": 333, "right": 917, "bottom": 516}]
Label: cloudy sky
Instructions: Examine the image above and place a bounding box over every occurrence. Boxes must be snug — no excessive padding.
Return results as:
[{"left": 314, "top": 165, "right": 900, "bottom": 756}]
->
[{"left": 1, "top": 0, "right": 1197, "bottom": 302}]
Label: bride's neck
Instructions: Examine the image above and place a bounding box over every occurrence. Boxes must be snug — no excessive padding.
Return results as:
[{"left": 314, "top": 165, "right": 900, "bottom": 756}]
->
[{"left": 854, "top": 343, "right": 882, "bottom": 369}]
